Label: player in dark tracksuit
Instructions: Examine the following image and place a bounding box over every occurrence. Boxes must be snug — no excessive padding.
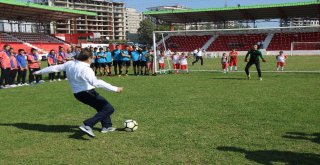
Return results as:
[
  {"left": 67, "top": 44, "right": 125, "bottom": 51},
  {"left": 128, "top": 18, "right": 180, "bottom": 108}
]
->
[{"left": 244, "top": 44, "right": 266, "bottom": 80}]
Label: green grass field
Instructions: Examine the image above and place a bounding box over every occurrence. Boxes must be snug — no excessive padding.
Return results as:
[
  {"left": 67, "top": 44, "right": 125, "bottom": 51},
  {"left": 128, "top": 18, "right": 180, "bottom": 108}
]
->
[{"left": 0, "top": 56, "right": 319, "bottom": 164}]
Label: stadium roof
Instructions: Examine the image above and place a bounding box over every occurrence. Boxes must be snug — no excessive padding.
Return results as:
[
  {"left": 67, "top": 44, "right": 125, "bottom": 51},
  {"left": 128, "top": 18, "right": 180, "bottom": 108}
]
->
[
  {"left": 143, "top": 1, "right": 320, "bottom": 23},
  {"left": 0, "top": 0, "right": 97, "bottom": 23}
]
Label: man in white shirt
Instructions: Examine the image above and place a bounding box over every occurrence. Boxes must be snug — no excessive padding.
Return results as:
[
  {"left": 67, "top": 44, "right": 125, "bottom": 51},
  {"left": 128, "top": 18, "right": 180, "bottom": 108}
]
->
[
  {"left": 34, "top": 48, "right": 123, "bottom": 137},
  {"left": 192, "top": 48, "right": 204, "bottom": 66},
  {"left": 193, "top": 49, "right": 198, "bottom": 57},
  {"left": 165, "top": 49, "right": 172, "bottom": 59}
]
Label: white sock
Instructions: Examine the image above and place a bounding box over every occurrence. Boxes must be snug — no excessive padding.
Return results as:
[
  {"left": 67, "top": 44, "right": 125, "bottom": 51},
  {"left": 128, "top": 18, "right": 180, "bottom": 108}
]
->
[
  {"left": 281, "top": 67, "right": 284, "bottom": 71},
  {"left": 235, "top": 66, "right": 237, "bottom": 71},
  {"left": 229, "top": 67, "right": 232, "bottom": 71}
]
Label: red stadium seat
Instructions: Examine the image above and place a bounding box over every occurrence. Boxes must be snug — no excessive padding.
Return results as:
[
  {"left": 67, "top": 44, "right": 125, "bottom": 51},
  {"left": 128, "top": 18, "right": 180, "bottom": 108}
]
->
[
  {"left": 158, "top": 35, "right": 211, "bottom": 52},
  {"left": 207, "top": 34, "right": 267, "bottom": 51},
  {"left": 0, "top": 32, "right": 71, "bottom": 53},
  {"left": 267, "top": 32, "right": 320, "bottom": 50}
]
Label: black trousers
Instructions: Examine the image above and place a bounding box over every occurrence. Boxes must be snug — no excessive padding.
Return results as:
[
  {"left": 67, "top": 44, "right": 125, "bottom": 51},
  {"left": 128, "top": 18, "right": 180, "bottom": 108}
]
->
[
  {"left": 74, "top": 89, "right": 114, "bottom": 128},
  {"left": 9, "top": 69, "right": 18, "bottom": 85},
  {"left": 0, "top": 68, "right": 10, "bottom": 86},
  {"left": 49, "top": 72, "right": 55, "bottom": 81},
  {"left": 192, "top": 56, "right": 204, "bottom": 65},
  {"left": 29, "top": 68, "right": 41, "bottom": 83},
  {"left": 245, "top": 61, "right": 262, "bottom": 77},
  {"left": 57, "top": 71, "right": 66, "bottom": 79},
  {"left": 17, "top": 69, "right": 27, "bottom": 84},
  {"left": 113, "top": 60, "right": 122, "bottom": 75}
]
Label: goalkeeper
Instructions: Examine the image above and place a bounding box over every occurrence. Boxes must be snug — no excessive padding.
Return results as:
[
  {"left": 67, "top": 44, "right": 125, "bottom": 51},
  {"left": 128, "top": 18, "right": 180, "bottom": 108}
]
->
[{"left": 244, "top": 44, "right": 266, "bottom": 81}]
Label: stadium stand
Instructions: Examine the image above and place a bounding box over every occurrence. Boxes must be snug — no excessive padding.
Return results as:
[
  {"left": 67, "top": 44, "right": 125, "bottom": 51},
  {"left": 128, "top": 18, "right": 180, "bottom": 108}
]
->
[
  {"left": 160, "top": 35, "right": 211, "bottom": 52},
  {"left": 0, "top": 33, "right": 70, "bottom": 53},
  {"left": 9, "top": 33, "right": 66, "bottom": 44},
  {"left": 0, "top": 33, "right": 33, "bottom": 52},
  {"left": 159, "top": 31, "right": 319, "bottom": 52},
  {"left": 267, "top": 32, "right": 320, "bottom": 50},
  {"left": 207, "top": 34, "right": 267, "bottom": 51}
]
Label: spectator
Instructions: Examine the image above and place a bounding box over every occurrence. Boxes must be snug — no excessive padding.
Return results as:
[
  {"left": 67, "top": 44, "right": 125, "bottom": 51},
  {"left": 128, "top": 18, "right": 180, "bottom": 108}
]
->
[
  {"left": 16, "top": 49, "right": 28, "bottom": 86},
  {"left": 9, "top": 48, "right": 18, "bottom": 87},
  {"left": 0, "top": 45, "right": 11, "bottom": 88},
  {"left": 27, "top": 48, "right": 41, "bottom": 84}
]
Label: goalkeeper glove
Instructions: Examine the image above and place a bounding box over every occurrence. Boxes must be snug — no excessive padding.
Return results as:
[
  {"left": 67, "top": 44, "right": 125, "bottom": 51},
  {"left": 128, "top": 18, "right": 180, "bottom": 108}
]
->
[{"left": 262, "top": 59, "right": 267, "bottom": 62}]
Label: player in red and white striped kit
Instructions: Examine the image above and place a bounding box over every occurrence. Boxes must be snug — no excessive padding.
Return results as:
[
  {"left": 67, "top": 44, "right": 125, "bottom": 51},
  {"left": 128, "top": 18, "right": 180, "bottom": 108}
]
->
[
  {"left": 276, "top": 51, "right": 288, "bottom": 71},
  {"left": 172, "top": 52, "right": 180, "bottom": 74},
  {"left": 229, "top": 48, "right": 238, "bottom": 71},
  {"left": 221, "top": 53, "right": 229, "bottom": 73},
  {"left": 158, "top": 50, "right": 165, "bottom": 74},
  {"left": 179, "top": 52, "right": 188, "bottom": 73}
]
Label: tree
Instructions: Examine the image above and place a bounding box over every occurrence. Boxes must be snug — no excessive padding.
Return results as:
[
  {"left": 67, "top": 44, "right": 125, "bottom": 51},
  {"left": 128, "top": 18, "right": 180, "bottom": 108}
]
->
[{"left": 137, "top": 19, "right": 156, "bottom": 46}]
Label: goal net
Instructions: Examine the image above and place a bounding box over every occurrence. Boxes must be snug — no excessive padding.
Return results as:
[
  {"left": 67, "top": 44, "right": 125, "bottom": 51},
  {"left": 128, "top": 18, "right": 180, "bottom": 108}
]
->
[
  {"left": 290, "top": 42, "right": 320, "bottom": 56},
  {"left": 152, "top": 26, "right": 320, "bottom": 73}
]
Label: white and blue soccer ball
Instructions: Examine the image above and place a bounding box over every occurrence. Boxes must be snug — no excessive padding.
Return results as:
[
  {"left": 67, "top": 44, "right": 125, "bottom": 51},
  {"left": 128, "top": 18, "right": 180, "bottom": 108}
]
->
[{"left": 123, "top": 119, "right": 138, "bottom": 132}]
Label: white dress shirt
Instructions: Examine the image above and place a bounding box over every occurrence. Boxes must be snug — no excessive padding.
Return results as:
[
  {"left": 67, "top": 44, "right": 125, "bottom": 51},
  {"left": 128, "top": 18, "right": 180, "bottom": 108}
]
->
[
  {"left": 197, "top": 50, "right": 203, "bottom": 57},
  {"left": 35, "top": 60, "right": 119, "bottom": 93}
]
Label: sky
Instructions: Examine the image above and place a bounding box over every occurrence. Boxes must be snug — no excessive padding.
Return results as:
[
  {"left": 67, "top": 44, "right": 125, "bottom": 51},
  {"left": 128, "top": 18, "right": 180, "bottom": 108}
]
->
[{"left": 116, "top": 0, "right": 310, "bottom": 12}]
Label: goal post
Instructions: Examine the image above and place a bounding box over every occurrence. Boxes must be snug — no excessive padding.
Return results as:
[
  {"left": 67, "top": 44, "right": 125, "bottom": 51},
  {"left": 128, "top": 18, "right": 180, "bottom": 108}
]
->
[{"left": 152, "top": 26, "right": 320, "bottom": 73}]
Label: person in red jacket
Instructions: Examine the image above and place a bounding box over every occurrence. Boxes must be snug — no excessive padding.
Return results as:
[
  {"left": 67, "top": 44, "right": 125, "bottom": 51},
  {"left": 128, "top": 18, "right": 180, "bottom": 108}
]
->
[
  {"left": 27, "top": 48, "right": 41, "bottom": 84},
  {"left": 0, "top": 44, "right": 11, "bottom": 88},
  {"left": 8, "top": 48, "right": 18, "bottom": 87},
  {"left": 229, "top": 48, "right": 238, "bottom": 71}
]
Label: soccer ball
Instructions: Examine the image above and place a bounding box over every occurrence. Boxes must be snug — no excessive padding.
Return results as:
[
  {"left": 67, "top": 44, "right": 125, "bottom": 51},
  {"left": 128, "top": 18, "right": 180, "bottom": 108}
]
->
[{"left": 123, "top": 119, "right": 138, "bottom": 132}]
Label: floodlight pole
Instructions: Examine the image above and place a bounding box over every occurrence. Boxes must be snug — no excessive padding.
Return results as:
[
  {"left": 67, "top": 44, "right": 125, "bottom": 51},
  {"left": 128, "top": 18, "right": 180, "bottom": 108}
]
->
[{"left": 153, "top": 31, "right": 157, "bottom": 73}]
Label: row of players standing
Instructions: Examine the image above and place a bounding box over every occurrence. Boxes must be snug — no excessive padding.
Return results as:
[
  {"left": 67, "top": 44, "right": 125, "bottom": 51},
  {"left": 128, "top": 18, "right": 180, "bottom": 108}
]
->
[
  {"left": 0, "top": 45, "right": 48, "bottom": 88},
  {"left": 90, "top": 45, "right": 155, "bottom": 76},
  {"left": 0, "top": 44, "right": 82, "bottom": 88}
]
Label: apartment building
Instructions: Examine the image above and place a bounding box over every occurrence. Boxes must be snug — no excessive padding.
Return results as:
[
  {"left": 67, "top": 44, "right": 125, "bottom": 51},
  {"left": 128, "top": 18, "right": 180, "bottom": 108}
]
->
[
  {"left": 125, "top": 8, "right": 143, "bottom": 42},
  {"left": 34, "top": 0, "right": 126, "bottom": 40}
]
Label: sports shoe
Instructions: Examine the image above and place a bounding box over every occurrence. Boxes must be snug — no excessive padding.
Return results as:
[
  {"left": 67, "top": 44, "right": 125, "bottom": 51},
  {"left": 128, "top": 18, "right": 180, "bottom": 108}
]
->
[
  {"left": 65, "top": 78, "right": 68, "bottom": 80},
  {"left": 3, "top": 85, "right": 10, "bottom": 88},
  {"left": 39, "top": 80, "right": 45, "bottom": 83},
  {"left": 53, "top": 79, "right": 57, "bottom": 82},
  {"left": 58, "top": 79, "right": 61, "bottom": 82},
  {"left": 247, "top": 75, "right": 251, "bottom": 80},
  {"left": 24, "top": 83, "right": 29, "bottom": 86},
  {"left": 17, "top": 84, "right": 22, "bottom": 87},
  {"left": 259, "top": 77, "right": 263, "bottom": 81},
  {"left": 49, "top": 80, "right": 53, "bottom": 82},
  {"left": 79, "top": 125, "right": 95, "bottom": 137},
  {"left": 101, "top": 127, "right": 116, "bottom": 133}
]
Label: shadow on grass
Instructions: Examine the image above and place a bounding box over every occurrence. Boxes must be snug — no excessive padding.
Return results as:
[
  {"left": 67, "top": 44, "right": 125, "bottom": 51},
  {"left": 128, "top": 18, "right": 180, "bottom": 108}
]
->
[
  {"left": 216, "top": 146, "right": 320, "bottom": 165},
  {"left": 0, "top": 123, "right": 90, "bottom": 140},
  {"left": 283, "top": 132, "right": 320, "bottom": 144},
  {"left": 211, "top": 77, "right": 247, "bottom": 80}
]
